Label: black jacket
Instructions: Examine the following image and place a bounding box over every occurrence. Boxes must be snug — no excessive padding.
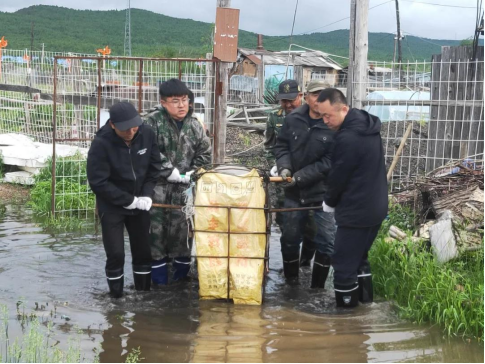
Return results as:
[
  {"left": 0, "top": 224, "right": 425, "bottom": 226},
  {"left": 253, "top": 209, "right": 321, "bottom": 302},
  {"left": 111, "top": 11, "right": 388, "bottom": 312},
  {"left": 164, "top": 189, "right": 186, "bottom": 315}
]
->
[
  {"left": 87, "top": 123, "right": 167, "bottom": 215},
  {"left": 324, "top": 108, "right": 388, "bottom": 227},
  {"left": 273, "top": 104, "right": 335, "bottom": 205}
]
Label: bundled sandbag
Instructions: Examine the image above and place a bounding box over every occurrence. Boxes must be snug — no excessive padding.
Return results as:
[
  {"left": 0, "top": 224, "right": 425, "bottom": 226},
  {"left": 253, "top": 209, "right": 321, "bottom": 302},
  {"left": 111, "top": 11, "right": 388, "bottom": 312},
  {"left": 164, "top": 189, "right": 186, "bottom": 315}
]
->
[{"left": 194, "top": 166, "right": 267, "bottom": 305}]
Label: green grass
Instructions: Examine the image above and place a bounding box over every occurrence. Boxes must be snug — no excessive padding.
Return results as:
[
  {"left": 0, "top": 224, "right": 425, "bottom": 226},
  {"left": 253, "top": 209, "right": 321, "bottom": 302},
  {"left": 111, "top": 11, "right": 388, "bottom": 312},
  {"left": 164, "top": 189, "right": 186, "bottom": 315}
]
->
[
  {"left": 369, "top": 204, "right": 484, "bottom": 342},
  {"left": 0, "top": 304, "right": 90, "bottom": 363}
]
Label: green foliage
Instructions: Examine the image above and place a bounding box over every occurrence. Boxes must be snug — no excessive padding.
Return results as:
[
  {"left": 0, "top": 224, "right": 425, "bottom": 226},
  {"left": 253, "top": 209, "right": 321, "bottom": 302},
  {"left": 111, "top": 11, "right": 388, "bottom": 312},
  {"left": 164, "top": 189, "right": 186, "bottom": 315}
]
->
[
  {"left": 29, "top": 153, "right": 94, "bottom": 218},
  {"left": 381, "top": 201, "right": 416, "bottom": 233},
  {"left": 1, "top": 5, "right": 481, "bottom": 61},
  {"left": 34, "top": 153, "right": 88, "bottom": 185},
  {"left": 29, "top": 180, "right": 95, "bottom": 215},
  {"left": 0, "top": 304, "right": 87, "bottom": 363},
  {"left": 125, "top": 347, "right": 144, "bottom": 363},
  {"left": 369, "top": 208, "right": 484, "bottom": 341}
]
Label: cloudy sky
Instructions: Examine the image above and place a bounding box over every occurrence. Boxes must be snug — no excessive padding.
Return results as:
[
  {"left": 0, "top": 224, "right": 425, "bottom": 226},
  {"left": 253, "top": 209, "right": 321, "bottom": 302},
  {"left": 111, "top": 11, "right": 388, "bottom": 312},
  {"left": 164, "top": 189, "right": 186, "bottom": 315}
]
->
[{"left": 0, "top": 0, "right": 482, "bottom": 40}]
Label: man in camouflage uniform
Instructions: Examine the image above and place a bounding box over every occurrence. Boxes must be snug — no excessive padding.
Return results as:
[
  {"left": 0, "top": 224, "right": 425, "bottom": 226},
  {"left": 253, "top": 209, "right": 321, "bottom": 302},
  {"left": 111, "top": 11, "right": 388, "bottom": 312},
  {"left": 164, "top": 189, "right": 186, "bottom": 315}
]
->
[
  {"left": 143, "top": 79, "right": 212, "bottom": 285},
  {"left": 264, "top": 79, "right": 317, "bottom": 267}
]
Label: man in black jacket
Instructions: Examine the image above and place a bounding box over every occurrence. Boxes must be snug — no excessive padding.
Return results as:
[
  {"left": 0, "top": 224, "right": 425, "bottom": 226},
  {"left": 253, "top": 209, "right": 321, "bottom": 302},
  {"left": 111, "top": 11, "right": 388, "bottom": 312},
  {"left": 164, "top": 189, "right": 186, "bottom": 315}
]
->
[
  {"left": 87, "top": 102, "right": 169, "bottom": 298},
  {"left": 317, "top": 88, "right": 388, "bottom": 308},
  {"left": 273, "top": 80, "right": 336, "bottom": 288}
]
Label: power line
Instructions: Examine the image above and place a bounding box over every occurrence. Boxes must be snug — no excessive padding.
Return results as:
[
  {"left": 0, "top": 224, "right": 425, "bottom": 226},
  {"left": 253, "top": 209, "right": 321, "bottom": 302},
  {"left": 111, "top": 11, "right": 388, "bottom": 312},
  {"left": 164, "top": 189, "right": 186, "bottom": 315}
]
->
[
  {"left": 265, "top": 0, "right": 394, "bottom": 45},
  {"left": 404, "top": 36, "right": 416, "bottom": 61},
  {"left": 401, "top": 30, "right": 445, "bottom": 46},
  {"left": 289, "top": 0, "right": 299, "bottom": 47},
  {"left": 400, "top": 0, "right": 477, "bottom": 9}
]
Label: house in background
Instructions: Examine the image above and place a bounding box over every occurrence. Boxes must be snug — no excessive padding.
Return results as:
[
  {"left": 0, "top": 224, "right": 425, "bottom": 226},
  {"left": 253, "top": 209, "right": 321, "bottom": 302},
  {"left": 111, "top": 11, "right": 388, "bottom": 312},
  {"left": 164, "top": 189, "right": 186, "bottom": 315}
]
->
[{"left": 230, "top": 36, "right": 343, "bottom": 103}]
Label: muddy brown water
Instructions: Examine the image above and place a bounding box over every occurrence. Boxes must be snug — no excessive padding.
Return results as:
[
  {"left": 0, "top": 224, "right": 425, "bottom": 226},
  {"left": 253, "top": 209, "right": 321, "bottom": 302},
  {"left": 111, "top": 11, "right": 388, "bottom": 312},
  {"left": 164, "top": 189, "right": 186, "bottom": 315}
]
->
[{"left": 0, "top": 205, "right": 483, "bottom": 363}]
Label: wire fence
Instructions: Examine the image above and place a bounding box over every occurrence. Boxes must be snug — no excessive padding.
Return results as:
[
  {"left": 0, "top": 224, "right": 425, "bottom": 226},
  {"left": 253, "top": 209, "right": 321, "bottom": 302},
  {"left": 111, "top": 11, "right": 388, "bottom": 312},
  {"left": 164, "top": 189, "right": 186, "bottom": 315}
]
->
[
  {"left": 1, "top": 47, "right": 483, "bottom": 217},
  {"left": 0, "top": 52, "right": 218, "bottom": 218},
  {"left": 357, "top": 50, "right": 484, "bottom": 191}
]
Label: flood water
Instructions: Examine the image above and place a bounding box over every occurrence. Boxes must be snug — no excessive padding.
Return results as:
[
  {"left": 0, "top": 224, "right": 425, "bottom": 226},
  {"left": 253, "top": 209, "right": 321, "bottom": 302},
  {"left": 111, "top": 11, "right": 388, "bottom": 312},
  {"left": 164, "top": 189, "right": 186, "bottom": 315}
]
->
[{"left": 0, "top": 204, "right": 483, "bottom": 363}]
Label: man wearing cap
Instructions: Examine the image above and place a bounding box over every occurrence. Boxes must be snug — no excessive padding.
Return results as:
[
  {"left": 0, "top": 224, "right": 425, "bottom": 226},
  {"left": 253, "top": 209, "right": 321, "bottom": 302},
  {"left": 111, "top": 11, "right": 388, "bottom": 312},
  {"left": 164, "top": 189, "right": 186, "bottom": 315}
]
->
[
  {"left": 143, "top": 78, "right": 211, "bottom": 285},
  {"left": 87, "top": 101, "right": 168, "bottom": 298},
  {"left": 264, "top": 79, "right": 317, "bottom": 267},
  {"left": 273, "top": 80, "right": 336, "bottom": 289}
]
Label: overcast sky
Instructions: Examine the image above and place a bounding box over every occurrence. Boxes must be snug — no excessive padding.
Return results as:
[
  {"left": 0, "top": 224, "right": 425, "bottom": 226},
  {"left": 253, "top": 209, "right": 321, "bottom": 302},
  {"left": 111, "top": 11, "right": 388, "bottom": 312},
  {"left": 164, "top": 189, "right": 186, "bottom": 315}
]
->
[{"left": 0, "top": 0, "right": 482, "bottom": 40}]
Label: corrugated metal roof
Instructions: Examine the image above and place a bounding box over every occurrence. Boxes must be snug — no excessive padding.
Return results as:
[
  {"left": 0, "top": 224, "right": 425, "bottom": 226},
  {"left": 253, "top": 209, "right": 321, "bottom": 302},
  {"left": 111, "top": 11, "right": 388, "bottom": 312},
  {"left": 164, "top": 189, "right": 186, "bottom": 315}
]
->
[
  {"left": 246, "top": 54, "right": 262, "bottom": 65},
  {"left": 238, "top": 48, "right": 342, "bottom": 70}
]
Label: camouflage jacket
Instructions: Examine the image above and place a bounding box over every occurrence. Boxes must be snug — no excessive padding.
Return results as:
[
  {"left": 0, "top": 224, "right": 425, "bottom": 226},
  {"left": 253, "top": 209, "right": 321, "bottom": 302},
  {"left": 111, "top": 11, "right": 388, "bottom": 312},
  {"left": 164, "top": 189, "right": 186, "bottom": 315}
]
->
[
  {"left": 143, "top": 106, "right": 212, "bottom": 174},
  {"left": 264, "top": 108, "right": 286, "bottom": 161}
]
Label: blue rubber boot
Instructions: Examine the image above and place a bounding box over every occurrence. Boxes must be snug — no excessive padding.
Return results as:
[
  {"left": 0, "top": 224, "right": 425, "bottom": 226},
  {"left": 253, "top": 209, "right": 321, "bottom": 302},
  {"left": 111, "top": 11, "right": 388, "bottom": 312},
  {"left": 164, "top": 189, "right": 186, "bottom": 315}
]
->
[{"left": 151, "top": 258, "right": 168, "bottom": 285}]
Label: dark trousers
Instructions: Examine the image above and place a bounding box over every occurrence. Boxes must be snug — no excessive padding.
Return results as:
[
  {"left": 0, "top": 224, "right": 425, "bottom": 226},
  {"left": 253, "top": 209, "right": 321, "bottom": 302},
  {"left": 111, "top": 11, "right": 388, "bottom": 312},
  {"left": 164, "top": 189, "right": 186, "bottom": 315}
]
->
[
  {"left": 280, "top": 198, "right": 335, "bottom": 256},
  {"left": 100, "top": 211, "right": 152, "bottom": 272},
  {"left": 332, "top": 224, "right": 381, "bottom": 286}
]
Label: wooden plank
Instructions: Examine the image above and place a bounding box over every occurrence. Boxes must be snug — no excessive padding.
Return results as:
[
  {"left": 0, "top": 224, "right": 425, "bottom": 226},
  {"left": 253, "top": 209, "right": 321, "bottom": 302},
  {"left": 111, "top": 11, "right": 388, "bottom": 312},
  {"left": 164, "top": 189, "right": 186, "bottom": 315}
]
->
[{"left": 213, "top": 7, "right": 240, "bottom": 62}]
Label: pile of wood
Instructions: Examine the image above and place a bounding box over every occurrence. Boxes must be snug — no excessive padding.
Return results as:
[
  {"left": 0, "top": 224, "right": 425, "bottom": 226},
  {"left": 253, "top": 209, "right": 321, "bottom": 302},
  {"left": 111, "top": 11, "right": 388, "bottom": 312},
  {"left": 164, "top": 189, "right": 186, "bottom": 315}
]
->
[{"left": 390, "top": 159, "right": 484, "bottom": 262}]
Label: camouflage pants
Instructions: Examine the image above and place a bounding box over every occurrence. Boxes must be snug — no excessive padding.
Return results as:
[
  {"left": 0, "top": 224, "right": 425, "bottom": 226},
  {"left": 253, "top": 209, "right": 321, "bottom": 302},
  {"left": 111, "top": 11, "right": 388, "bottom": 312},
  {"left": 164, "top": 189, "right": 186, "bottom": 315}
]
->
[{"left": 149, "top": 182, "right": 192, "bottom": 260}]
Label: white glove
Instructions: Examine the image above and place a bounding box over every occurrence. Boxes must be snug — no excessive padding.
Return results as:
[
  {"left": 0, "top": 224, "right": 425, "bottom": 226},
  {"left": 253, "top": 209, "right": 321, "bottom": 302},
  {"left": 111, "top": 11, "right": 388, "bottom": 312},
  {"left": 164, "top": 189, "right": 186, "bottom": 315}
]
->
[
  {"left": 322, "top": 201, "right": 335, "bottom": 213},
  {"left": 167, "top": 168, "right": 182, "bottom": 183},
  {"left": 270, "top": 165, "right": 278, "bottom": 177},
  {"left": 137, "top": 197, "right": 152, "bottom": 211},
  {"left": 124, "top": 196, "right": 139, "bottom": 210},
  {"left": 181, "top": 170, "right": 195, "bottom": 184}
]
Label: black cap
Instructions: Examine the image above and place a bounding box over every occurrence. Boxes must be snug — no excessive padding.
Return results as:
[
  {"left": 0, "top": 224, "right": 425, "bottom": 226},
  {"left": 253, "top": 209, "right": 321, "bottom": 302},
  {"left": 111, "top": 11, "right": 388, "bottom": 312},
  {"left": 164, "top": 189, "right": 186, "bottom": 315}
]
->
[
  {"left": 276, "top": 79, "right": 301, "bottom": 100},
  {"left": 109, "top": 102, "right": 143, "bottom": 131}
]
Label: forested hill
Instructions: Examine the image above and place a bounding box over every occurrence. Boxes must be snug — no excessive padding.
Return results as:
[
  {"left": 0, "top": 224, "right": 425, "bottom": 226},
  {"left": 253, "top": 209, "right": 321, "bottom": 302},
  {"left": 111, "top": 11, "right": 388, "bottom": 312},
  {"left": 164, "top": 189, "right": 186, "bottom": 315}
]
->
[{"left": 0, "top": 5, "right": 477, "bottom": 61}]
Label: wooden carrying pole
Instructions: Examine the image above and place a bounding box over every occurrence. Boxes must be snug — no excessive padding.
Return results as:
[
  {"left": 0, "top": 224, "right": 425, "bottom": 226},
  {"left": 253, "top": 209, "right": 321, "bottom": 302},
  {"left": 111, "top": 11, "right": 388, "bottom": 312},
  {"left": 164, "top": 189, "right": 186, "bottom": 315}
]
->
[{"left": 387, "top": 123, "right": 412, "bottom": 182}]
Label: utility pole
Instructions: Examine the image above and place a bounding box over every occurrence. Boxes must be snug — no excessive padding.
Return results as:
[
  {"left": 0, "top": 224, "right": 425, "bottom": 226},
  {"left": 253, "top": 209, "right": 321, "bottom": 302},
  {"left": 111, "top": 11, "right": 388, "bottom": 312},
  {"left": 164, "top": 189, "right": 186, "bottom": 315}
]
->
[
  {"left": 214, "top": 0, "right": 231, "bottom": 164},
  {"left": 348, "top": 0, "right": 369, "bottom": 109},
  {"left": 124, "top": 0, "right": 132, "bottom": 56},
  {"left": 394, "top": 0, "right": 402, "bottom": 64},
  {"left": 30, "top": 22, "right": 34, "bottom": 55}
]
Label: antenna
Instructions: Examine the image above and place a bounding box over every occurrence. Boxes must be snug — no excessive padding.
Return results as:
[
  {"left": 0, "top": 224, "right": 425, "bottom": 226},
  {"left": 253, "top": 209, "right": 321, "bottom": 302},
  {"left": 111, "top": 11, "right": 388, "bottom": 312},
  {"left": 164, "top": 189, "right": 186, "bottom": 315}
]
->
[{"left": 124, "top": 0, "right": 132, "bottom": 56}]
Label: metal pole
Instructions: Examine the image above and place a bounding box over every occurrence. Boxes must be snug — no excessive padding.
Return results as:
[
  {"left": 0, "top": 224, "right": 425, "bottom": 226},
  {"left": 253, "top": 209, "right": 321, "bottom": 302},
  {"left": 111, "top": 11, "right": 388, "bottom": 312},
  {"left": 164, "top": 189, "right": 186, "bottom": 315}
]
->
[
  {"left": 51, "top": 58, "right": 58, "bottom": 217},
  {"left": 138, "top": 59, "right": 143, "bottom": 112}
]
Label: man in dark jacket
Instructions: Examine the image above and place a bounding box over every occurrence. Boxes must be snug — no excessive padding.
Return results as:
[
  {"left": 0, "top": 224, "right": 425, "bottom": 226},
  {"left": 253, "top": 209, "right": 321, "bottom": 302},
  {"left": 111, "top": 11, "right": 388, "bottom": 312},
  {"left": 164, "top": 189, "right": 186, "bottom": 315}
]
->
[
  {"left": 273, "top": 80, "right": 336, "bottom": 288},
  {"left": 264, "top": 79, "right": 316, "bottom": 267},
  {"left": 317, "top": 88, "right": 388, "bottom": 308},
  {"left": 87, "top": 101, "right": 169, "bottom": 298}
]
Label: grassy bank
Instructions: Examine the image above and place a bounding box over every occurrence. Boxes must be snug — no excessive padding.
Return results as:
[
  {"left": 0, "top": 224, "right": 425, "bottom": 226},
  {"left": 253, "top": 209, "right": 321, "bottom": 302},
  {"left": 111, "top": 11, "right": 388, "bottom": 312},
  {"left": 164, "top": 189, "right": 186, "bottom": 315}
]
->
[{"left": 369, "top": 204, "right": 484, "bottom": 342}]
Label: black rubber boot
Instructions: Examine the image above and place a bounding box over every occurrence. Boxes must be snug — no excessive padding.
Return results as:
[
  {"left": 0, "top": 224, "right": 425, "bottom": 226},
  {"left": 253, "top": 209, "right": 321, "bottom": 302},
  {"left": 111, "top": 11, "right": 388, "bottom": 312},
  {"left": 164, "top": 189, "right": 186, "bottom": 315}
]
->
[
  {"left": 300, "top": 240, "right": 316, "bottom": 267},
  {"left": 133, "top": 264, "right": 151, "bottom": 291},
  {"left": 334, "top": 282, "right": 359, "bottom": 308},
  {"left": 106, "top": 268, "right": 124, "bottom": 298},
  {"left": 282, "top": 252, "right": 300, "bottom": 281},
  {"left": 310, "top": 252, "right": 331, "bottom": 288},
  {"left": 173, "top": 257, "right": 191, "bottom": 282},
  {"left": 358, "top": 265, "right": 373, "bottom": 304}
]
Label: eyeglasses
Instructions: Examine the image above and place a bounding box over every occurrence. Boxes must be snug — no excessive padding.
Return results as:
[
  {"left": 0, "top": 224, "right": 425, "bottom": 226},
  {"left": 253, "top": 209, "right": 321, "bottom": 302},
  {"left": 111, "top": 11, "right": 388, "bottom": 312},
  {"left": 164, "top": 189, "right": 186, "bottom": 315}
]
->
[{"left": 164, "top": 97, "right": 189, "bottom": 106}]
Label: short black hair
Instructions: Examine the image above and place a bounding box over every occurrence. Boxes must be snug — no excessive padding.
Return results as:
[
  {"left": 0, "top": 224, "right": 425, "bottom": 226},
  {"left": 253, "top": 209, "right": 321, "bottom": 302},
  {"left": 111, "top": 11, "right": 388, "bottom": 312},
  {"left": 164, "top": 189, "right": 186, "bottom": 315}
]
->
[
  {"left": 188, "top": 89, "right": 194, "bottom": 105},
  {"left": 317, "top": 88, "right": 348, "bottom": 105},
  {"left": 159, "top": 78, "right": 190, "bottom": 99}
]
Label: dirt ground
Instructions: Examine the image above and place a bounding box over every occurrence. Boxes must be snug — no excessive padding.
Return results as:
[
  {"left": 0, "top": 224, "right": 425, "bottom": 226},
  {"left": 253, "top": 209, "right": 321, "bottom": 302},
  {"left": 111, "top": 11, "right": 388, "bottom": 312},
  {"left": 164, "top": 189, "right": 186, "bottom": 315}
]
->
[{"left": 0, "top": 183, "right": 31, "bottom": 204}]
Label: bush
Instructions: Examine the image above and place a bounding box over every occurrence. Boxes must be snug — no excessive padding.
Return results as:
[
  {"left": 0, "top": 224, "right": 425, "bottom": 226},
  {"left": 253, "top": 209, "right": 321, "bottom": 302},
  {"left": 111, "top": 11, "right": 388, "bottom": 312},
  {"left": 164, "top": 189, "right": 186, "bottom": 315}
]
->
[{"left": 29, "top": 180, "right": 95, "bottom": 216}]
